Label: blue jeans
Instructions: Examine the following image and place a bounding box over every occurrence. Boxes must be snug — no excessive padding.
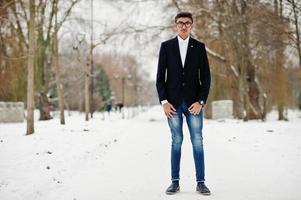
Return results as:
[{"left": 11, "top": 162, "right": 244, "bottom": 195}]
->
[{"left": 167, "top": 101, "right": 205, "bottom": 182}]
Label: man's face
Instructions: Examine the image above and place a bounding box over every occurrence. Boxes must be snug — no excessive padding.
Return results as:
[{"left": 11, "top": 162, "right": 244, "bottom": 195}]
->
[{"left": 175, "top": 17, "right": 193, "bottom": 39}]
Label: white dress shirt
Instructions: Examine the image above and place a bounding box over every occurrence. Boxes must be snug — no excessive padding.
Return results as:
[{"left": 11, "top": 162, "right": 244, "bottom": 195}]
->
[
  {"left": 161, "top": 36, "right": 190, "bottom": 105},
  {"left": 177, "top": 35, "right": 189, "bottom": 67}
]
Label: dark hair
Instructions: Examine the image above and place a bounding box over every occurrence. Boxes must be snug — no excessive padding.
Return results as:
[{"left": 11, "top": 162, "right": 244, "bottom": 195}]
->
[{"left": 175, "top": 12, "right": 193, "bottom": 23}]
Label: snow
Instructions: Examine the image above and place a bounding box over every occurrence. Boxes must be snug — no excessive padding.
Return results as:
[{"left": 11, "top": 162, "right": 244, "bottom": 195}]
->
[{"left": 1, "top": 106, "right": 301, "bottom": 200}]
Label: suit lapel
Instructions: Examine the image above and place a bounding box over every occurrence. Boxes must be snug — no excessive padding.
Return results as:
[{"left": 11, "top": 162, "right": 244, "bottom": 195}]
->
[
  {"left": 173, "top": 37, "right": 183, "bottom": 68},
  {"left": 184, "top": 38, "right": 194, "bottom": 69}
]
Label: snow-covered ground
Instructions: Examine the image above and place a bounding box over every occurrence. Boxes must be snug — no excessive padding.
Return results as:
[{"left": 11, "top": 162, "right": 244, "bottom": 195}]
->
[{"left": 0, "top": 106, "right": 301, "bottom": 200}]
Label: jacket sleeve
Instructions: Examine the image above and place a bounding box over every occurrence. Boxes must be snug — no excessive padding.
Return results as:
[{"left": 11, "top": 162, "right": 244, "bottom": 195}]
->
[
  {"left": 199, "top": 44, "right": 211, "bottom": 104},
  {"left": 156, "top": 43, "right": 167, "bottom": 103}
]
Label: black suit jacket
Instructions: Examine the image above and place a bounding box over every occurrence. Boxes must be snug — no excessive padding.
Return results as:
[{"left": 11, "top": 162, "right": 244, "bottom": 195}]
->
[{"left": 156, "top": 36, "right": 211, "bottom": 108}]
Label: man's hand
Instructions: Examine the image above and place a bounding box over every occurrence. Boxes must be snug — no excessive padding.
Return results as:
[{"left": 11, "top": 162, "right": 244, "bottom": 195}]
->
[
  {"left": 188, "top": 102, "right": 203, "bottom": 115},
  {"left": 162, "top": 102, "right": 176, "bottom": 118}
]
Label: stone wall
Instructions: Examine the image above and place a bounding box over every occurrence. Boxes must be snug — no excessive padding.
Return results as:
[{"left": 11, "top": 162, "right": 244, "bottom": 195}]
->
[
  {"left": 211, "top": 100, "right": 233, "bottom": 119},
  {"left": 0, "top": 102, "right": 25, "bottom": 123}
]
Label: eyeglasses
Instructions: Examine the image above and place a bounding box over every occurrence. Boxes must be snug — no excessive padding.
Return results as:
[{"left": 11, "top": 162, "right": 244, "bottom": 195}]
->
[{"left": 176, "top": 21, "right": 193, "bottom": 28}]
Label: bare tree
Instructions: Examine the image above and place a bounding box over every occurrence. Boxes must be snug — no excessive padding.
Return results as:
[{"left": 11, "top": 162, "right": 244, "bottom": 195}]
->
[
  {"left": 84, "top": 0, "right": 94, "bottom": 121},
  {"left": 53, "top": 0, "right": 65, "bottom": 124},
  {"left": 26, "top": 0, "right": 35, "bottom": 135},
  {"left": 286, "top": 0, "right": 301, "bottom": 68},
  {"left": 7, "top": 0, "right": 79, "bottom": 120},
  {"left": 273, "top": 0, "right": 288, "bottom": 120}
]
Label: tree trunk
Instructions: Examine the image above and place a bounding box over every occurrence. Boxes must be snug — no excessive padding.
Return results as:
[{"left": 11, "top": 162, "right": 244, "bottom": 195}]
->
[
  {"left": 241, "top": 1, "right": 261, "bottom": 120},
  {"left": 246, "top": 61, "right": 261, "bottom": 119},
  {"left": 26, "top": 0, "right": 35, "bottom": 135},
  {"left": 53, "top": 0, "right": 65, "bottom": 125},
  {"left": 230, "top": 1, "right": 262, "bottom": 120},
  {"left": 35, "top": 2, "right": 53, "bottom": 121},
  {"left": 89, "top": 0, "right": 94, "bottom": 118},
  {"left": 39, "top": 92, "right": 52, "bottom": 120},
  {"left": 237, "top": 70, "right": 246, "bottom": 119},
  {"left": 85, "top": 55, "right": 90, "bottom": 121},
  {"left": 274, "top": 0, "right": 287, "bottom": 120},
  {"left": 262, "top": 94, "right": 267, "bottom": 121},
  {"left": 291, "top": 0, "right": 301, "bottom": 67}
]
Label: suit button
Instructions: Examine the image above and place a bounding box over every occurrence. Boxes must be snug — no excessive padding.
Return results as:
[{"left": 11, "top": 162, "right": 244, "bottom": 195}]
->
[
  {"left": 182, "top": 83, "right": 185, "bottom": 86},
  {"left": 182, "top": 72, "right": 185, "bottom": 75}
]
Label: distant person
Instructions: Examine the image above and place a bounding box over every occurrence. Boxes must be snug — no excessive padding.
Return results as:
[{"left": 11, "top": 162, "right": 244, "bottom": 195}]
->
[
  {"left": 106, "top": 103, "right": 112, "bottom": 115},
  {"left": 116, "top": 103, "right": 124, "bottom": 112},
  {"left": 156, "top": 12, "right": 211, "bottom": 195}
]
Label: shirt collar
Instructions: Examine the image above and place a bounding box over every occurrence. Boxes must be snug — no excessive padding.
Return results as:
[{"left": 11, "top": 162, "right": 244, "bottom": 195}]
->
[{"left": 177, "top": 35, "right": 190, "bottom": 44}]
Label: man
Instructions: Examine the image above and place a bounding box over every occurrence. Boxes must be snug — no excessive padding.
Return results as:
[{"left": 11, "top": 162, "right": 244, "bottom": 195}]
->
[{"left": 156, "top": 12, "right": 211, "bottom": 195}]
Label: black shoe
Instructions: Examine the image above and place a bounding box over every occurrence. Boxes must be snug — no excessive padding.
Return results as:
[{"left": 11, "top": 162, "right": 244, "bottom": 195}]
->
[
  {"left": 196, "top": 182, "right": 211, "bottom": 195},
  {"left": 165, "top": 182, "right": 180, "bottom": 195}
]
